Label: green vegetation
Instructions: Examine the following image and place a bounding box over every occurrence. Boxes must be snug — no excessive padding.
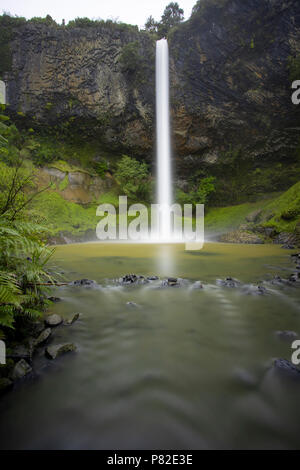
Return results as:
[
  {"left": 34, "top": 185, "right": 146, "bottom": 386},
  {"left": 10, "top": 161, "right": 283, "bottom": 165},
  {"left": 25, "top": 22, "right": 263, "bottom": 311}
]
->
[
  {"left": 205, "top": 181, "right": 300, "bottom": 237},
  {"left": 0, "top": 126, "right": 57, "bottom": 331},
  {"left": 205, "top": 198, "right": 274, "bottom": 234},
  {"left": 144, "top": 2, "right": 184, "bottom": 37},
  {"left": 176, "top": 176, "right": 216, "bottom": 206},
  {"left": 115, "top": 155, "right": 151, "bottom": 203},
  {"left": 262, "top": 182, "right": 300, "bottom": 233}
]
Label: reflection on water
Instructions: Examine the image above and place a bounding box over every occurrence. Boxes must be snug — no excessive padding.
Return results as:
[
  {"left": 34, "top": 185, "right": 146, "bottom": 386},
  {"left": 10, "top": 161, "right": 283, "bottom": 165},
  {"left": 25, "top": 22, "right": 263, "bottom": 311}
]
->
[{"left": 0, "top": 242, "right": 300, "bottom": 449}]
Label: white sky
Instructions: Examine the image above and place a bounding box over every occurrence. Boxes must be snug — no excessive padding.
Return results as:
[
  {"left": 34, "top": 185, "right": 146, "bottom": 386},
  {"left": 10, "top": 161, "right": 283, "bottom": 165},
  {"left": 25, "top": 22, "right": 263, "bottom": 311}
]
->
[{"left": 0, "top": 0, "right": 197, "bottom": 28}]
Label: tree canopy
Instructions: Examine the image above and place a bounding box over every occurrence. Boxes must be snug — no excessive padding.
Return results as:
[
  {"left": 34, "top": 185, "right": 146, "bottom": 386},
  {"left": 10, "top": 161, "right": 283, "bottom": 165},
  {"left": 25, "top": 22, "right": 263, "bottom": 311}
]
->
[{"left": 144, "top": 2, "right": 184, "bottom": 37}]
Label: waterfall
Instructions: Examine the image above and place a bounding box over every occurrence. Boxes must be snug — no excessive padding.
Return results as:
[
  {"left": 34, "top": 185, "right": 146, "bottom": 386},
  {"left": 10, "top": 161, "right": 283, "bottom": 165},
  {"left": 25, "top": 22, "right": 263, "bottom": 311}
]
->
[{"left": 156, "top": 39, "right": 172, "bottom": 240}]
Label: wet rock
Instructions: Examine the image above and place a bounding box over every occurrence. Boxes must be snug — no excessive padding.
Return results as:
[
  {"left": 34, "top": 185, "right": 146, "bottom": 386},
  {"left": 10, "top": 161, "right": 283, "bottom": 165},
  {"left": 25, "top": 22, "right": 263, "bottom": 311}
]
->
[
  {"left": 30, "top": 321, "right": 46, "bottom": 336},
  {"left": 289, "top": 273, "right": 300, "bottom": 283},
  {"left": 219, "top": 230, "right": 264, "bottom": 244},
  {"left": 45, "top": 343, "right": 77, "bottom": 360},
  {"left": 0, "top": 378, "right": 13, "bottom": 394},
  {"left": 264, "top": 227, "right": 276, "bottom": 237},
  {"left": 122, "top": 274, "right": 138, "bottom": 284},
  {"left": 48, "top": 296, "right": 62, "bottom": 303},
  {"left": 71, "top": 279, "right": 97, "bottom": 287},
  {"left": 216, "top": 277, "right": 240, "bottom": 288},
  {"left": 272, "top": 358, "right": 300, "bottom": 379},
  {"left": 191, "top": 281, "right": 204, "bottom": 289},
  {"left": 65, "top": 313, "right": 80, "bottom": 325},
  {"left": 126, "top": 301, "right": 139, "bottom": 308},
  {"left": 147, "top": 276, "right": 159, "bottom": 281},
  {"left": 167, "top": 277, "right": 179, "bottom": 287},
  {"left": 136, "top": 276, "right": 149, "bottom": 285},
  {"left": 9, "top": 344, "right": 32, "bottom": 361},
  {"left": 274, "top": 232, "right": 298, "bottom": 246},
  {"left": 45, "top": 314, "right": 63, "bottom": 327},
  {"left": 281, "top": 244, "right": 296, "bottom": 250},
  {"left": 10, "top": 359, "right": 32, "bottom": 380},
  {"left": 34, "top": 328, "right": 52, "bottom": 346},
  {"left": 241, "top": 285, "right": 268, "bottom": 295},
  {"left": 275, "top": 330, "right": 298, "bottom": 342}
]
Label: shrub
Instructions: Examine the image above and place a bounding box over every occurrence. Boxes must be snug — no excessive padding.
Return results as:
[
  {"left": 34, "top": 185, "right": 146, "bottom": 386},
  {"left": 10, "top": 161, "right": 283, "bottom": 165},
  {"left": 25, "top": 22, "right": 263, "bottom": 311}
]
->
[{"left": 115, "top": 155, "right": 151, "bottom": 202}]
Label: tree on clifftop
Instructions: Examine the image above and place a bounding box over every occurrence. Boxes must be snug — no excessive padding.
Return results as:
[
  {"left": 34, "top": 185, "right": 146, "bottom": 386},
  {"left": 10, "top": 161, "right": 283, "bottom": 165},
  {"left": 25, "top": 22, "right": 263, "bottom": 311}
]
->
[{"left": 158, "top": 2, "right": 184, "bottom": 37}]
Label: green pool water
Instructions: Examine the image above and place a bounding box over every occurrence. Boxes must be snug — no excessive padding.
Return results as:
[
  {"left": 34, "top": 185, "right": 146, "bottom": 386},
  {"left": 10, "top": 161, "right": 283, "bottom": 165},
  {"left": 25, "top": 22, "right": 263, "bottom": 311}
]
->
[{"left": 0, "top": 242, "right": 300, "bottom": 449}]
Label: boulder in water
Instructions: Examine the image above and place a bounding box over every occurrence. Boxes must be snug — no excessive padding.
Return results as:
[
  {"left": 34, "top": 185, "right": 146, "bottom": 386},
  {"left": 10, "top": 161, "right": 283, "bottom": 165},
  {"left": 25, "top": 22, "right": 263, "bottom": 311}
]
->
[
  {"left": 48, "top": 296, "right": 61, "bottom": 303},
  {"left": 167, "top": 277, "right": 179, "bottom": 287},
  {"left": 216, "top": 277, "right": 240, "bottom": 288},
  {"left": 45, "top": 314, "right": 63, "bottom": 327},
  {"left": 65, "top": 313, "right": 80, "bottom": 325},
  {"left": 34, "top": 328, "right": 52, "bottom": 346},
  {"left": 122, "top": 274, "right": 138, "bottom": 284},
  {"left": 272, "top": 358, "right": 300, "bottom": 379},
  {"left": 45, "top": 343, "right": 77, "bottom": 360},
  {"left": 126, "top": 301, "right": 139, "bottom": 308},
  {"left": 71, "top": 279, "right": 97, "bottom": 287},
  {"left": 275, "top": 330, "right": 298, "bottom": 342},
  {"left": 10, "top": 359, "right": 32, "bottom": 380}
]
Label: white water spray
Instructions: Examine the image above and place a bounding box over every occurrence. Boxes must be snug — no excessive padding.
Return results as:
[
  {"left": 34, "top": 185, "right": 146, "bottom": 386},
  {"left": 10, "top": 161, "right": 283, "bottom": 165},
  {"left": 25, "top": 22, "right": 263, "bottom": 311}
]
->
[{"left": 156, "top": 39, "right": 172, "bottom": 240}]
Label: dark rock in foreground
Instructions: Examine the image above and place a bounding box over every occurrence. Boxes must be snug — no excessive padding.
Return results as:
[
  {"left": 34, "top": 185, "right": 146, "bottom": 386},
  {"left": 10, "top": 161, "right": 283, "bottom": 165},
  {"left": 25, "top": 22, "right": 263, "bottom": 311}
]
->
[
  {"left": 167, "top": 277, "right": 179, "bottom": 287},
  {"left": 48, "top": 296, "right": 62, "bottom": 302},
  {"left": 216, "top": 277, "right": 241, "bottom": 288},
  {"left": 272, "top": 358, "right": 300, "bottom": 379},
  {"left": 45, "top": 314, "right": 63, "bottom": 327},
  {"left": 275, "top": 331, "right": 298, "bottom": 342},
  {"left": 45, "top": 343, "right": 77, "bottom": 360},
  {"left": 34, "top": 328, "right": 52, "bottom": 346},
  {"left": 65, "top": 313, "right": 80, "bottom": 325},
  {"left": 71, "top": 279, "right": 97, "bottom": 287},
  {"left": 120, "top": 274, "right": 149, "bottom": 285},
  {"left": 10, "top": 359, "right": 32, "bottom": 381},
  {"left": 241, "top": 285, "right": 268, "bottom": 296},
  {"left": 126, "top": 301, "right": 139, "bottom": 308},
  {"left": 122, "top": 274, "right": 138, "bottom": 284}
]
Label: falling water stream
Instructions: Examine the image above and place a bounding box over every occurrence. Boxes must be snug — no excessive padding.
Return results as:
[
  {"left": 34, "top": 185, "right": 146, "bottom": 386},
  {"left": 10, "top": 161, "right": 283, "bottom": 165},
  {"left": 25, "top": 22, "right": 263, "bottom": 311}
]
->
[{"left": 156, "top": 39, "right": 172, "bottom": 240}]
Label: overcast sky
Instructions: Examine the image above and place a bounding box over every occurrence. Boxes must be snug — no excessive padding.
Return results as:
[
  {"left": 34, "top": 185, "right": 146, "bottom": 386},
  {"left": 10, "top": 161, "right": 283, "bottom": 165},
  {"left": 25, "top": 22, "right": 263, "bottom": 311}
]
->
[{"left": 1, "top": 0, "right": 197, "bottom": 28}]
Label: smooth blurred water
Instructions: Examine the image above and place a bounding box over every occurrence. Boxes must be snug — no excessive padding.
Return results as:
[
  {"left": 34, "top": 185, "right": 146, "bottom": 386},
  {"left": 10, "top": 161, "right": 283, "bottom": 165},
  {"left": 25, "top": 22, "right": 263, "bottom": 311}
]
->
[
  {"left": 156, "top": 39, "right": 172, "bottom": 240},
  {"left": 0, "top": 242, "right": 300, "bottom": 449}
]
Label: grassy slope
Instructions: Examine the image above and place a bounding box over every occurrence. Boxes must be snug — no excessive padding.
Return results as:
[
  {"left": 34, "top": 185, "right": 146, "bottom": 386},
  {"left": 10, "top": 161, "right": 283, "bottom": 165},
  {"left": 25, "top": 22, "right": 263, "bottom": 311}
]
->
[
  {"left": 205, "top": 182, "right": 300, "bottom": 235},
  {"left": 32, "top": 181, "right": 300, "bottom": 242},
  {"left": 32, "top": 190, "right": 120, "bottom": 238}
]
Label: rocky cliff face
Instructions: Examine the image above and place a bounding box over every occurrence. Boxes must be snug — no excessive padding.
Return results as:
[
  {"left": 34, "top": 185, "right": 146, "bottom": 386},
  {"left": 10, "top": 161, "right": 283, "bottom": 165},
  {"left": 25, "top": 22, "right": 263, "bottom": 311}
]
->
[
  {"left": 3, "top": 0, "right": 300, "bottom": 201},
  {"left": 169, "top": 0, "right": 300, "bottom": 171},
  {"left": 6, "top": 22, "right": 155, "bottom": 156}
]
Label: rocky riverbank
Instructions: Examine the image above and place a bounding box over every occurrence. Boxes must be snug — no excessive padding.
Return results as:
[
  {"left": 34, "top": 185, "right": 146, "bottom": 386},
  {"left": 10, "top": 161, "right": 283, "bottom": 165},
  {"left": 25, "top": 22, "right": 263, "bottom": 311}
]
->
[{"left": 0, "top": 307, "right": 79, "bottom": 395}]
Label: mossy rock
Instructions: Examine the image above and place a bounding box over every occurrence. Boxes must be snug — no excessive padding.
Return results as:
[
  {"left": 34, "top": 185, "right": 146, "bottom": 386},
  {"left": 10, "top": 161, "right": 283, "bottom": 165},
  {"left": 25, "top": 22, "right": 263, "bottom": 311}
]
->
[{"left": 219, "top": 230, "right": 264, "bottom": 244}]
